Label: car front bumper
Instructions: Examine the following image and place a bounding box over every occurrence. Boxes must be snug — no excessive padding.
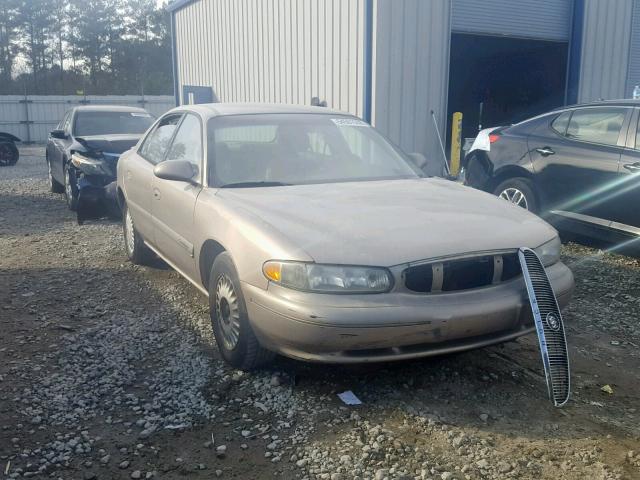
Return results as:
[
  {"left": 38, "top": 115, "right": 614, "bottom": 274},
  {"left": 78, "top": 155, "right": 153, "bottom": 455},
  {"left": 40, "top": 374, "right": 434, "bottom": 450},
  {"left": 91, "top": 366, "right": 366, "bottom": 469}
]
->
[{"left": 242, "top": 261, "right": 574, "bottom": 363}]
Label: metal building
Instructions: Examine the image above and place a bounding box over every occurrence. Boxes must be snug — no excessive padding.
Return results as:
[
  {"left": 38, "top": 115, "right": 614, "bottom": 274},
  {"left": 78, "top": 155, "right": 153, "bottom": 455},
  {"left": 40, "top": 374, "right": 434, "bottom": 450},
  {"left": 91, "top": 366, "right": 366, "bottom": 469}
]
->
[{"left": 167, "top": 0, "right": 640, "bottom": 165}]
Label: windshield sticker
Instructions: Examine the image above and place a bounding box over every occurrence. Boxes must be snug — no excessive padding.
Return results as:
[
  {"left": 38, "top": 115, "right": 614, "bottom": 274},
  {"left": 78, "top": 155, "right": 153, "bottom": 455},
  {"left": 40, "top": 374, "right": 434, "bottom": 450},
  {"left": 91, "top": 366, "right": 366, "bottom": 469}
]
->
[
  {"left": 331, "top": 118, "right": 368, "bottom": 127},
  {"left": 130, "top": 113, "right": 151, "bottom": 117}
]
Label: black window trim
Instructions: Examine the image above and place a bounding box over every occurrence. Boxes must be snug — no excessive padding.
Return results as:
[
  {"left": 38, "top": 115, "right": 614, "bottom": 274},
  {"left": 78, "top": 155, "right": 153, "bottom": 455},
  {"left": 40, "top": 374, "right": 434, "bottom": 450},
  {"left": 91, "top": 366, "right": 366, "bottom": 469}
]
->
[
  {"left": 137, "top": 112, "right": 185, "bottom": 165},
  {"left": 550, "top": 105, "right": 632, "bottom": 149}
]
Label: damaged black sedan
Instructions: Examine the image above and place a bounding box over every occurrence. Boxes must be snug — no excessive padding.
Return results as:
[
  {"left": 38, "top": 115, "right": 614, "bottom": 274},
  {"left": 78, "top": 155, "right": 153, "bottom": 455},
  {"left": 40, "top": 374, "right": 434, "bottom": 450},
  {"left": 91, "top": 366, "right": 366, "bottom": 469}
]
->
[{"left": 46, "top": 106, "right": 154, "bottom": 223}]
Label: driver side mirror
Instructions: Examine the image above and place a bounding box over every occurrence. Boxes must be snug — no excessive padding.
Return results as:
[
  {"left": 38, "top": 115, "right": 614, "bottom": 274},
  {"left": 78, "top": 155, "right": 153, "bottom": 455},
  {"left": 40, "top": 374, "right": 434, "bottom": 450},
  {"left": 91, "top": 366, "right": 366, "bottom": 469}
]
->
[
  {"left": 153, "top": 160, "right": 197, "bottom": 183},
  {"left": 50, "top": 129, "right": 67, "bottom": 139}
]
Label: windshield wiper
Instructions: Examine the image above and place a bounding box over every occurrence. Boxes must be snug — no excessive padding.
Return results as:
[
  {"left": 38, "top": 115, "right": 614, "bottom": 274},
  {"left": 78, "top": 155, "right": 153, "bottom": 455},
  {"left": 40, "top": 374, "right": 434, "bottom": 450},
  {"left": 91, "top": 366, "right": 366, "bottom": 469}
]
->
[{"left": 219, "top": 181, "right": 291, "bottom": 188}]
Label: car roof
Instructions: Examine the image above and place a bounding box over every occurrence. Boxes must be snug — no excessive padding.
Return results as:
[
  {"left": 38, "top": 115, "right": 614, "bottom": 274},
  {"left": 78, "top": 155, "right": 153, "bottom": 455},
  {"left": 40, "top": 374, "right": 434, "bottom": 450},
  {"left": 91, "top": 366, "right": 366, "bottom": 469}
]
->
[
  {"left": 72, "top": 105, "right": 149, "bottom": 113},
  {"left": 170, "top": 102, "right": 352, "bottom": 118},
  {"left": 553, "top": 99, "right": 640, "bottom": 111}
]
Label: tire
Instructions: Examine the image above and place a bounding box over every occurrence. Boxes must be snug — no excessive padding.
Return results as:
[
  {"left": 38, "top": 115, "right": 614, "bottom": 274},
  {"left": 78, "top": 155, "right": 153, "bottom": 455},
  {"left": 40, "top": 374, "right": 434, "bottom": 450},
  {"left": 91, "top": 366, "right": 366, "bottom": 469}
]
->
[
  {"left": 64, "top": 162, "right": 79, "bottom": 211},
  {"left": 209, "top": 252, "right": 274, "bottom": 370},
  {"left": 47, "top": 156, "right": 64, "bottom": 193},
  {"left": 493, "top": 177, "right": 538, "bottom": 213},
  {"left": 122, "top": 202, "right": 153, "bottom": 265},
  {"left": 0, "top": 141, "right": 18, "bottom": 167}
]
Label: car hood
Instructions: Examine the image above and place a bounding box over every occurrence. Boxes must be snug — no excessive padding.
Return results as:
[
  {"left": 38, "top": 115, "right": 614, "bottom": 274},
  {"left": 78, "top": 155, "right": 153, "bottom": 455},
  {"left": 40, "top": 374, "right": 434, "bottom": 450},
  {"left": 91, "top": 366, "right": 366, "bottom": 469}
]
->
[
  {"left": 75, "top": 134, "right": 141, "bottom": 155},
  {"left": 217, "top": 178, "right": 558, "bottom": 266}
]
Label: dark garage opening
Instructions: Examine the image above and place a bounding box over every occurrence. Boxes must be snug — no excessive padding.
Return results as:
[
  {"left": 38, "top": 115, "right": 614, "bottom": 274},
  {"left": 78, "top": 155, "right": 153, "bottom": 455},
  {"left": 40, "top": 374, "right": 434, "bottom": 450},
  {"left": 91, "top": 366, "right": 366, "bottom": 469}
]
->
[{"left": 447, "top": 33, "right": 569, "bottom": 146}]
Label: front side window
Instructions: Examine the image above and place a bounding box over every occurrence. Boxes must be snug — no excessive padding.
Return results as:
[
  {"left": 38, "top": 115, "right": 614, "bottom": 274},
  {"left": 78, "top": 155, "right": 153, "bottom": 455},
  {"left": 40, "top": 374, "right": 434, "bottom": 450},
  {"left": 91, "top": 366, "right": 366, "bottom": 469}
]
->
[
  {"left": 73, "top": 111, "right": 154, "bottom": 137},
  {"left": 139, "top": 114, "right": 182, "bottom": 164},
  {"left": 166, "top": 114, "right": 203, "bottom": 168},
  {"left": 207, "top": 114, "right": 422, "bottom": 187},
  {"left": 566, "top": 108, "right": 626, "bottom": 146}
]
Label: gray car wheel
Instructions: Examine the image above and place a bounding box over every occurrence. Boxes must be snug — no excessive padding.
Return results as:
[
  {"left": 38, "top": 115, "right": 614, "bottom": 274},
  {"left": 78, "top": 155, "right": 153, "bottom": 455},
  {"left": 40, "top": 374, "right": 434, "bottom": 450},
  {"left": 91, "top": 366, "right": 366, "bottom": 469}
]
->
[
  {"left": 493, "top": 177, "right": 538, "bottom": 213},
  {"left": 122, "top": 202, "right": 152, "bottom": 265},
  {"left": 209, "top": 252, "right": 274, "bottom": 370}
]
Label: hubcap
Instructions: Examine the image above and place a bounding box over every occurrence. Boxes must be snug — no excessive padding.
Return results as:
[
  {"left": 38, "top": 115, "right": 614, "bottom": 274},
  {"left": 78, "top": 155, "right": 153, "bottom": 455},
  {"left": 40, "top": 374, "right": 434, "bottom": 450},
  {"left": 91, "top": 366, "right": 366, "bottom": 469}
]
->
[
  {"left": 499, "top": 187, "right": 529, "bottom": 210},
  {"left": 47, "top": 160, "right": 53, "bottom": 185},
  {"left": 215, "top": 275, "right": 241, "bottom": 351},
  {"left": 124, "top": 209, "right": 136, "bottom": 255}
]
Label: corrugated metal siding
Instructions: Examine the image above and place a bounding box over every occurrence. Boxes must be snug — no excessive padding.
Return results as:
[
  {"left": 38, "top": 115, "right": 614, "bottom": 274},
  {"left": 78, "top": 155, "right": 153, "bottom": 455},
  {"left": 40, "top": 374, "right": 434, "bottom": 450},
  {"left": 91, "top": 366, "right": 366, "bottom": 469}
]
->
[
  {"left": 0, "top": 95, "right": 174, "bottom": 143},
  {"left": 174, "top": 0, "right": 366, "bottom": 117},
  {"left": 626, "top": 0, "right": 640, "bottom": 97},
  {"left": 579, "top": 0, "right": 633, "bottom": 102},
  {"left": 372, "top": 0, "right": 450, "bottom": 171},
  {"left": 452, "top": 0, "right": 571, "bottom": 41}
]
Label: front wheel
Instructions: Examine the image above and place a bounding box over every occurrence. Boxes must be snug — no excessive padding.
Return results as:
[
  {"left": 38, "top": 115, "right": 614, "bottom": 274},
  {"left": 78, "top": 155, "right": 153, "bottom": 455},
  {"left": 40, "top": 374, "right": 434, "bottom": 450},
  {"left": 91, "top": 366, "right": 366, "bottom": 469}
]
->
[
  {"left": 0, "top": 141, "right": 18, "bottom": 167},
  {"left": 493, "top": 177, "right": 538, "bottom": 213},
  {"left": 122, "top": 202, "right": 153, "bottom": 265},
  {"left": 64, "top": 163, "right": 79, "bottom": 211},
  {"left": 209, "top": 253, "right": 274, "bottom": 370}
]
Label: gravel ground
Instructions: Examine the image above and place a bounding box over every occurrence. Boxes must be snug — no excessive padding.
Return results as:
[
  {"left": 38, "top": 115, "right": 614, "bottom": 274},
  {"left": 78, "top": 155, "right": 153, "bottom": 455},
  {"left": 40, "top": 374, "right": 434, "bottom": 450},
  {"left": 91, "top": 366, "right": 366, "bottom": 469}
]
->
[{"left": 1, "top": 146, "right": 639, "bottom": 480}]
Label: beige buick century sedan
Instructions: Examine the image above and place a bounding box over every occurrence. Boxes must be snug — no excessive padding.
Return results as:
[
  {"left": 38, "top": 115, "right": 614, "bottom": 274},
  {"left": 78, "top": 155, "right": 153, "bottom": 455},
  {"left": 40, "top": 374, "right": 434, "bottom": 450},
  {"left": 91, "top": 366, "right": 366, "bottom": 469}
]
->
[{"left": 116, "top": 104, "right": 574, "bottom": 370}]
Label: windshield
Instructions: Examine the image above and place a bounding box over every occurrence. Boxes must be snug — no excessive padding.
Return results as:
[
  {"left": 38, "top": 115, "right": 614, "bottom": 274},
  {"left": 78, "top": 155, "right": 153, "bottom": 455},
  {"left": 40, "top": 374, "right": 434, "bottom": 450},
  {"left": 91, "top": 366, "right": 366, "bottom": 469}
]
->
[
  {"left": 74, "top": 111, "right": 154, "bottom": 136},
  {"left": 207, "top": 114, "right": 422, "bottom": 187}
]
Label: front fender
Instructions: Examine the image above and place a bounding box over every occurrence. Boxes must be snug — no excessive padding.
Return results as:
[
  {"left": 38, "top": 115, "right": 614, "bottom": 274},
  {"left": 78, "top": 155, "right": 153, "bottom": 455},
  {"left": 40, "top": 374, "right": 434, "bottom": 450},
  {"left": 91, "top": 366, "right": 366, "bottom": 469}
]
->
[{"left": 193, "top": 189, "right": 315, "bottom": 291}]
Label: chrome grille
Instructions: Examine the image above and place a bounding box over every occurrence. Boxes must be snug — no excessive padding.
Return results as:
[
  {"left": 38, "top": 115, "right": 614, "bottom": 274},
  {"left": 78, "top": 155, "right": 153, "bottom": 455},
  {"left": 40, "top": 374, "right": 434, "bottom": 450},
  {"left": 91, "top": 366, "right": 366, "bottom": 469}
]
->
[{"left": 518, "top": 248, "right": 570, "bottom": 407}]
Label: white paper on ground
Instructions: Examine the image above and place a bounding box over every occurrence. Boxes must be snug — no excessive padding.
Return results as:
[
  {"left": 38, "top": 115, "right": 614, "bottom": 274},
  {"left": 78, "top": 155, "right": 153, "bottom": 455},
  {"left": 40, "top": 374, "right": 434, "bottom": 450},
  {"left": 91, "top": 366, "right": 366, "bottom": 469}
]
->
[{"left": 337, "top": 390, "right": 362, "bottom": 405}]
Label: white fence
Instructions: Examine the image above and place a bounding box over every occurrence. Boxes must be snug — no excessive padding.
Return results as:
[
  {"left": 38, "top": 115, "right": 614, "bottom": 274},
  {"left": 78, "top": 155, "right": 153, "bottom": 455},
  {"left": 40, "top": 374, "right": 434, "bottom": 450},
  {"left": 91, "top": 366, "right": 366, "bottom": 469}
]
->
[{"left": 0, "top": 95, "right": 175, "bottom": 143}]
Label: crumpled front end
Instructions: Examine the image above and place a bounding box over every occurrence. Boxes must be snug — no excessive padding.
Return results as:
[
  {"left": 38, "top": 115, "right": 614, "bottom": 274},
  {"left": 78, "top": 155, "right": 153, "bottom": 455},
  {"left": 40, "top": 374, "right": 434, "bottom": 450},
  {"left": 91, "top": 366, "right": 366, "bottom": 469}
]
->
[{"left": 71, "top": 151, "right": 121, "bottom": 224}]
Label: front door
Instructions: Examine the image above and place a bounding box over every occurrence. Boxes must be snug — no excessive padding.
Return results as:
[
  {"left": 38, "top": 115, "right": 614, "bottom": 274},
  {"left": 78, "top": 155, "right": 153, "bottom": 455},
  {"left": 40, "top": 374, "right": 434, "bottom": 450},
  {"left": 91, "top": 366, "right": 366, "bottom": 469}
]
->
[
  {"left": 128, "top": 114, "right": 183, "bottom": 240},
  {"left": 152, "top": 113, "right": 204, "bottom": 281},
  {"left": 530, "top": 106, "right": 630, "bottom": 225},
  {"left": 615, "top": 111, "right": 640, "bottom": 231}
]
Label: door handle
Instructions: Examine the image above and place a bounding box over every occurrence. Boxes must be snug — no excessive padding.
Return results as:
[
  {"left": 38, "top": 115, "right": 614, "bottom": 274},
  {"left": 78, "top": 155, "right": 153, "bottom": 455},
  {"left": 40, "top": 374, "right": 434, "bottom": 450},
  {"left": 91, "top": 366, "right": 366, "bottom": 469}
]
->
[
  {"left": 623, "top": 162, "right": 640, "bottom": 172},
  {"left": 535, "top": 147, "right": 555, "bottom": 156},
  {"left": 153, "top": 188, "right": 161, "bottom": 199}
]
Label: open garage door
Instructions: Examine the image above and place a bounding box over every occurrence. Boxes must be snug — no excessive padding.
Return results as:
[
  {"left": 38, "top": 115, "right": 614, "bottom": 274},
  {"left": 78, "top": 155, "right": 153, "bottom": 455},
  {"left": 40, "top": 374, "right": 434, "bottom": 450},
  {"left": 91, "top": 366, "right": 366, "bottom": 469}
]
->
[
  {"left": 447, "top": 34, "right": 569, "bottom": 144},
  {"left": 448, "top": 0, "right": 571, "bottom": 146}
]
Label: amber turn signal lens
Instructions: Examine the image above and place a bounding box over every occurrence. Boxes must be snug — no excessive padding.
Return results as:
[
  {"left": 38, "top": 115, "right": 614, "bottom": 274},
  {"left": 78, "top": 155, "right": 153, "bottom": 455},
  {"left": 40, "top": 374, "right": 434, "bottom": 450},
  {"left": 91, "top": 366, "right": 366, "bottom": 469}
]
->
[{"left": 263, "top": 262, "right": 282, "bottom": 282}]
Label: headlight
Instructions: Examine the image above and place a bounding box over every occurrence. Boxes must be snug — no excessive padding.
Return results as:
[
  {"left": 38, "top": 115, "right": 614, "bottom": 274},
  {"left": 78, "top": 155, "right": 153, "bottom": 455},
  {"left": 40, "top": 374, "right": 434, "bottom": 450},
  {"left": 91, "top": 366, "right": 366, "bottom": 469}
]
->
[
  {"left": 71, "top": 152, "right": 110, "bottom": 176},
  {"left": 534, "top": 236, "right": 561, "bottom": 266},
  {"left": 262, "top": 261, "right": 393, "bottom": 293}
]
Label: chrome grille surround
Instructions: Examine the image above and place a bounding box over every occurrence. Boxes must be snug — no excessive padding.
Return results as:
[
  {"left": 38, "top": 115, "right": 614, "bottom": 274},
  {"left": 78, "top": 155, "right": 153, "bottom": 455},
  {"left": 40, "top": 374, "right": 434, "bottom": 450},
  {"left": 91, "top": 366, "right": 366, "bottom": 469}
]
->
[{"left": 518, "top": 247, "right": 571, "bottom": 407}]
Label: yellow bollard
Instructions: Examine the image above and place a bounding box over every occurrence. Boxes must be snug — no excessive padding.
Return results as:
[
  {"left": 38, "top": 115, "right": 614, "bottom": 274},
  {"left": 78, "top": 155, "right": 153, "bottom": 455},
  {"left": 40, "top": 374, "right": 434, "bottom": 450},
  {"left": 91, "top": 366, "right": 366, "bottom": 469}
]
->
[{"left": 450, "top": 112, "right": 463, "bottom": 176}]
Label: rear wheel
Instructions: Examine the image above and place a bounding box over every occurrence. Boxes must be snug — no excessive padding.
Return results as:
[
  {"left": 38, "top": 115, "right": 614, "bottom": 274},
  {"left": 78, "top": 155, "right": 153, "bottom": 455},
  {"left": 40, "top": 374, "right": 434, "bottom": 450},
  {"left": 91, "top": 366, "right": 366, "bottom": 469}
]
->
[
  {"left": 493, "top": 177, "right": 538, "bottom": 213},
  {"left": 209, "top": 253, "right": 274, "bottom": 370},
  {"left": 47, "top": 156, "right": 64, "bottom": 193},
  {"left": 122, "top": 202, "right": 153, "bottom": 265},
  {"left": 0, "top": 141, "right": 18, "bottom": 167},
  {"left": 64, "top": 163, "right": 79, "bottom": 211}
]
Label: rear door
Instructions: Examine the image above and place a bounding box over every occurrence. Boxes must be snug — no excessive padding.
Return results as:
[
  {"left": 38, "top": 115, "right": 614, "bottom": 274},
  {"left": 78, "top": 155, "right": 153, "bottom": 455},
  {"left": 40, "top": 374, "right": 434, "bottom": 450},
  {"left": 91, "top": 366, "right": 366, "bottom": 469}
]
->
[
  {"left": 151, "top": 113, "right": 204, "bottom": 281},
  {"left": 529, "top": 106, "right": 630, "bottom": 224},
  {"left": 125, "top": 113, "right": 183, "bottom": 241},
  {"left": 615, "top": 108, "right": 640, "bottom": 231}
]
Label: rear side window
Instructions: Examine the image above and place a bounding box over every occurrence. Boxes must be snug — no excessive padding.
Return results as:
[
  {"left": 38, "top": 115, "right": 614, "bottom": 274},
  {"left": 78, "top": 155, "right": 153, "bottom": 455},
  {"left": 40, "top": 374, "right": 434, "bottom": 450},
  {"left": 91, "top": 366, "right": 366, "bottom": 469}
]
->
[
  {"left": 566, "top": 107, "right": 626, "bottom": 146},
  {"left": 551, "top": 111, "right": 571, "bottom": 135},
  {"left": 139, "top": 114, "right": 182, "bottom": 164}
]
